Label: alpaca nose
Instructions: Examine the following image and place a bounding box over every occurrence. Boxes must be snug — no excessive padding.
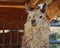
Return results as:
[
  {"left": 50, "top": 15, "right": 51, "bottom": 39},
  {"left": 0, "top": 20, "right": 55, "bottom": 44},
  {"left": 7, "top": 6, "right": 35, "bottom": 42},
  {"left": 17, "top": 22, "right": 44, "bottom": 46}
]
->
[{"left": 31, "top": 19, "right": 36, "bottom": 23}]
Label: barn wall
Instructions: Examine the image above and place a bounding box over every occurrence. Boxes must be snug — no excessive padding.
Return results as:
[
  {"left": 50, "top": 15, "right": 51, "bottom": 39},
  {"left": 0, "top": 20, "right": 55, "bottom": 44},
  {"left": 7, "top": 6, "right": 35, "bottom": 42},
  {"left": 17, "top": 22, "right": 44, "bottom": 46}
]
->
[{"left": 0, "top": 7, "right": 27, "bottom": 29}]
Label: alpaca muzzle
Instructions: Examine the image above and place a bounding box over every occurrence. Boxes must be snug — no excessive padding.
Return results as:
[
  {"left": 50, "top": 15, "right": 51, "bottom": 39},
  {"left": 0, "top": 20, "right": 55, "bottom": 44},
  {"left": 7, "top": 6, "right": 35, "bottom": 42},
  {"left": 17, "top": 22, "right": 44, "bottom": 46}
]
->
[{"left": 31, "top": 20, "right": 37, "bottom": 26}]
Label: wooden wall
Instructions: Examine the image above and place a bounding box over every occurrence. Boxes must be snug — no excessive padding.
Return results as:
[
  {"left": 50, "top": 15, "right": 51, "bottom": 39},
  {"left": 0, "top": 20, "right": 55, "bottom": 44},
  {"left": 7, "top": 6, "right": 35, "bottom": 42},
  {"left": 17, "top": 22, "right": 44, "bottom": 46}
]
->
[
  {"left": 0, "top": 7, "right": 27, "bottom": 29},
  {"left": 0, "top": 2, "right": 27, "bottom": 48}
]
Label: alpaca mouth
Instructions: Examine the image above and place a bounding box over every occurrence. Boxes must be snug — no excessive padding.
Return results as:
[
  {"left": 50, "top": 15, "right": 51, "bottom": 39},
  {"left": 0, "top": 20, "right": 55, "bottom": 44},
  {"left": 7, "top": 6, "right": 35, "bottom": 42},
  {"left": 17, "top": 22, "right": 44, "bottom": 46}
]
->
[{"left": 31, "top": 23, "right": 37, "bottom": 26}]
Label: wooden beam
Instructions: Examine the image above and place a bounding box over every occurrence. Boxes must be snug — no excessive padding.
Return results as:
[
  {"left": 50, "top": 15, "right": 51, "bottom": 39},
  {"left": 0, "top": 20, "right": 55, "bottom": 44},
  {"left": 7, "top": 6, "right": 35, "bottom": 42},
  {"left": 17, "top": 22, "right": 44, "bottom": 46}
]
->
[
  {"left": 0, "top": 5, "right": 25, "bottom": 9},
  {"left": 28, "top": 0, "right": 45, "bottom": 8}
]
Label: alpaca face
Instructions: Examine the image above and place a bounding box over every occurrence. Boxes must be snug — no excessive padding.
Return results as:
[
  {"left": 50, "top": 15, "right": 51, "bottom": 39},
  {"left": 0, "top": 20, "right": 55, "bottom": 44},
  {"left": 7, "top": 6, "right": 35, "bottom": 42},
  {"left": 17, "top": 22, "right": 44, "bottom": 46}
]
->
[{"left": 27, "top": 9, "right": 46, "bottom": 27}]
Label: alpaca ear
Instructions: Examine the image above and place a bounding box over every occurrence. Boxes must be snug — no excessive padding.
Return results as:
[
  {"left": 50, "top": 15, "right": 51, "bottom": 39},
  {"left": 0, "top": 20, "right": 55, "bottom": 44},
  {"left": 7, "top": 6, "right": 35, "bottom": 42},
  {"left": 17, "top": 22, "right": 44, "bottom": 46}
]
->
[
  {"left": 25, "top": 3, "right": 31, "bottom": 13},
  {"left": 40, "top": 3, "right": 46, "bottom": 13},
  {"left": 46, "top": 0, "right": 52, "bottom": 5}
]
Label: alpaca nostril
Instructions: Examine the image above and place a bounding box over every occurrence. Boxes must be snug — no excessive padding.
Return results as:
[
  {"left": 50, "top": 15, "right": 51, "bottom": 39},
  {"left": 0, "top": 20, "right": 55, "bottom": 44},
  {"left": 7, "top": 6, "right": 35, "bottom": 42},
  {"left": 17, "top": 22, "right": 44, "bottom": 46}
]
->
[{"left": 31, "top": 20, "right": 36, "bottom": 23}]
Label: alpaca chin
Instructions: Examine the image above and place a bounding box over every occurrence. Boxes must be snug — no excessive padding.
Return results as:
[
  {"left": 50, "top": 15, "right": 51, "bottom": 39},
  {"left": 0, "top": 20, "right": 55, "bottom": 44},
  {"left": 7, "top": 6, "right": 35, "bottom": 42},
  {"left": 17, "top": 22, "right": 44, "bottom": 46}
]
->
[{"left": 31, "top": 24, "right": 41, "bottom": 29}]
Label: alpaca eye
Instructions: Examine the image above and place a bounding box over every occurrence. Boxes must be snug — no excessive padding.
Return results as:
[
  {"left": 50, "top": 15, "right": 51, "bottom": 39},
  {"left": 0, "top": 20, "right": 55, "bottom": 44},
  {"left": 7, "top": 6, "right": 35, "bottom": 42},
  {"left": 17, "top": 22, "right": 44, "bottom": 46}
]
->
[
  {"left": 39, "top": 16, "right": 42, "bottom": 18},
  {"left": 29, "top": 16, "right": 31, "bottom": 18}
]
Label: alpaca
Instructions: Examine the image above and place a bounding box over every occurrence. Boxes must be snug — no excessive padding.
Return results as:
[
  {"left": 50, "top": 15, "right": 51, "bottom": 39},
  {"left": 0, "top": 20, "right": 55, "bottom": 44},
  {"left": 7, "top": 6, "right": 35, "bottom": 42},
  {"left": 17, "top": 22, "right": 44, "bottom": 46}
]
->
[{"left": 21, "top": 3, "right": 50, "bottom": 48}]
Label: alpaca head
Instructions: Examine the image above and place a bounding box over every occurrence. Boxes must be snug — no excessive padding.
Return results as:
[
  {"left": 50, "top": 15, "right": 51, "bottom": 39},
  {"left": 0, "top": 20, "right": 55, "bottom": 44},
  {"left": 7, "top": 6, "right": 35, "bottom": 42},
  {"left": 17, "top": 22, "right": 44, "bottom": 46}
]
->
[{"left": 25, "top": 3, "right": 47, "bottom": 27}]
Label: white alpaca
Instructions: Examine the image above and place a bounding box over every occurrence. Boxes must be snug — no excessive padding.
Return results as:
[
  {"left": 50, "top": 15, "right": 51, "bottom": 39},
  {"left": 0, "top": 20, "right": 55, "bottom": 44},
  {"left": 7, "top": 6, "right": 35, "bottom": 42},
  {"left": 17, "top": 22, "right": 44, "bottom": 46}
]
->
[{"left": 21, "top": 3, "right": 51, "bottom": 48}]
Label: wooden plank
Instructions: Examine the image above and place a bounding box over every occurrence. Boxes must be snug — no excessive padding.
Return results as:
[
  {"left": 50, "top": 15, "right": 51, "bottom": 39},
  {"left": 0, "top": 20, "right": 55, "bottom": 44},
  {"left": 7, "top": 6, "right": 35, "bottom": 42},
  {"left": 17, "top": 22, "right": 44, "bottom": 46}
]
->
[
  {"left": 0, "top": 5, "right": 25, "bottom": 9},
  {"left": 0, "top": 0, "right": 25, "bottom": 2}
]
